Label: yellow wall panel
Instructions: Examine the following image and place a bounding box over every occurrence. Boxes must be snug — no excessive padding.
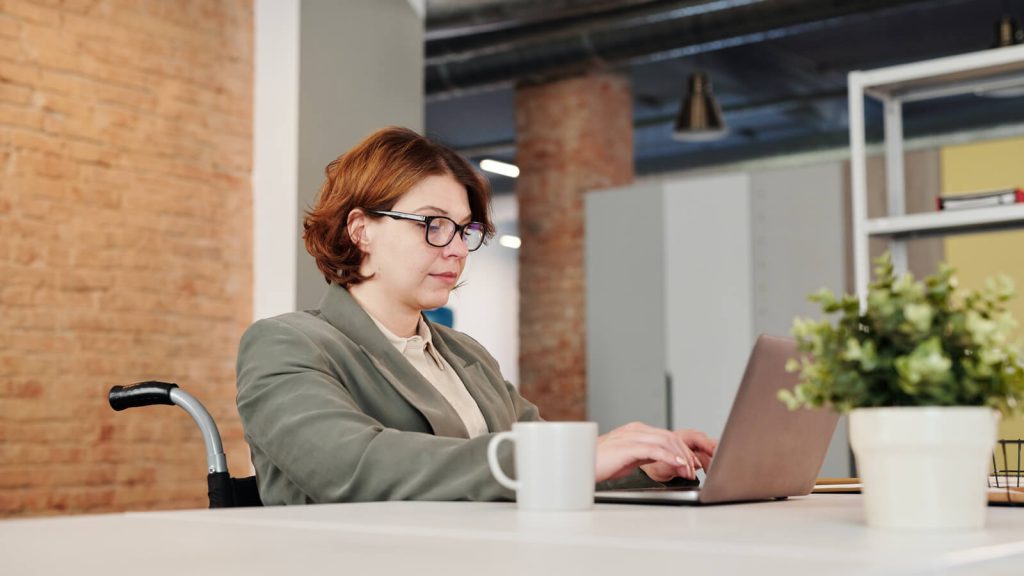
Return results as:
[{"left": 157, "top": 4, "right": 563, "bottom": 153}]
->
[{"left": 941, "top": 136, "right": 1024, "bottom": 444}]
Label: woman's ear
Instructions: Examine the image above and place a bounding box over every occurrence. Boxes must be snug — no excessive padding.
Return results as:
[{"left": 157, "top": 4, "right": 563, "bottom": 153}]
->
[{"left": 347, "top": 208, "right": 371, "bottom": 251}]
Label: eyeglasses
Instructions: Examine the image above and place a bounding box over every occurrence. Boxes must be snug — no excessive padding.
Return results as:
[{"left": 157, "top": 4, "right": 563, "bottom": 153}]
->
[{"left": 368, "top": 210, "right": 486, "bottom": 251}]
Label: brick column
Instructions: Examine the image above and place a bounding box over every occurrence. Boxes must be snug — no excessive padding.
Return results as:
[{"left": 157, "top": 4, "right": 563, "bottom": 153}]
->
[
  {"left": 515, "top": 72, "right": 634, "bottom": 421},
  {"left": 0, "top": 0, "right": 252, "bottom": 517}
]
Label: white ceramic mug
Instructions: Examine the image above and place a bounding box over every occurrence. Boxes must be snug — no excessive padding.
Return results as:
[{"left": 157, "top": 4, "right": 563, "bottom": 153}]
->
[{"left": 487, "top": 421, "right": 598, "bottom": 511}]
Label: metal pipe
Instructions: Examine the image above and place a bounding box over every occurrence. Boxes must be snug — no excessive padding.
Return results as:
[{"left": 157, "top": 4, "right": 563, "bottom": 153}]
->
[
  {"left": 169, "top": 388, "right": 228, "bottom": 474},
  {"left": 426, "top": 0, "right": 962, "bottom": 98}
]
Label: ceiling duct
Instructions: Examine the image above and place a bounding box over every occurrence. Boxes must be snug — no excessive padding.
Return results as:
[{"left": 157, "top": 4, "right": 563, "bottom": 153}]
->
[
  {"left": 425, "top": 0, "right": 964, "bottom": 99},
  {"left": 425, "top": 0, "right": 663, "bottom": 40}
]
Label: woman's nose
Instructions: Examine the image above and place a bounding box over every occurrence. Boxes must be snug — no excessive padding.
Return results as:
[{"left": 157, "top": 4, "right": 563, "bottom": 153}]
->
[{"left": 445, "top": 233, "right": 469, "bottom": 257}]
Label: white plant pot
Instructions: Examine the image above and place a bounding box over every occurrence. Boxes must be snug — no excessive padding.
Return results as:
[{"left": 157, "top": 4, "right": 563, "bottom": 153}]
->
[{"left": 849, "top": 406, "right": 997, "bottom": 530}]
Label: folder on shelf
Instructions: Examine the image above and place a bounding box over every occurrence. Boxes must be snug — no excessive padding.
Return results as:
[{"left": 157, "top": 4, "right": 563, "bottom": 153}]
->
[{"left": 936, "top": 188, "right": 1023, "bottom": 211}]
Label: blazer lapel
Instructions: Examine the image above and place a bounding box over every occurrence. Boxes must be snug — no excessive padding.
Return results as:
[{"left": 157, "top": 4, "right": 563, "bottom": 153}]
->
[
  {"left": 358, "top": 349, "right": 470, "bottom": 438},
  {"left": 318, "top": 284, "right": 469, "bottom": 439},
  {"left": 428, "top": 324, "right": 515, "bottom": 434}
]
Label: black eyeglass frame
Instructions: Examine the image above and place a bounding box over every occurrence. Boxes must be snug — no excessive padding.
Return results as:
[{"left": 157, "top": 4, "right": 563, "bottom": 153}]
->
[{"left": 367, "top": 209, "right": 486, "bottom": 251}]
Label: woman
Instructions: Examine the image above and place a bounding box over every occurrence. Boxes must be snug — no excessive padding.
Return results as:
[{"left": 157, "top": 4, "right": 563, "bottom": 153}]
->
[{"left": 236, "top": 127, "right": 715, "bottom": 505}]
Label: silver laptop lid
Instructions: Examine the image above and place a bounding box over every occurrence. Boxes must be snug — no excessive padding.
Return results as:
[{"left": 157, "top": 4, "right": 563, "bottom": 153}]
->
[{"left": 696, "top": 334, "right": 839, "bottom": 504}]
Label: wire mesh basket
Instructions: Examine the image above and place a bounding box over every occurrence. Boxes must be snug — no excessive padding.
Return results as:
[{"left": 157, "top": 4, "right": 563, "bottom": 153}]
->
[{"left": 989, "top": 439, "right": 1024, "bottom": 506}]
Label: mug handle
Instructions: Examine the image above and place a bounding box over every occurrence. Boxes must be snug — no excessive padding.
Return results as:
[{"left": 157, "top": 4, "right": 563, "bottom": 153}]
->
[{"left": 487, "top": 431, "right": 519, "bottom": 491}]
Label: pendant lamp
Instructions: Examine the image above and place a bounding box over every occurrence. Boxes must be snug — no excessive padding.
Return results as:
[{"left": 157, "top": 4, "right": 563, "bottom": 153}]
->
[{"left": 672, "top": 71, "right": 728, "bottom": 142}]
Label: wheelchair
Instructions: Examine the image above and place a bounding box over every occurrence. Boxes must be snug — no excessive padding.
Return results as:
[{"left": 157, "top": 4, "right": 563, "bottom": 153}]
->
[{"left": 107, "top": 382, "right": 262, "bottom": 508}]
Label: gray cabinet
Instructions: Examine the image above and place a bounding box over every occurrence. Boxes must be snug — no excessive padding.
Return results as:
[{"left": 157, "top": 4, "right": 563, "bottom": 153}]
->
[{"left": 585, "top": 164, "right": 850, "bottom": 476}]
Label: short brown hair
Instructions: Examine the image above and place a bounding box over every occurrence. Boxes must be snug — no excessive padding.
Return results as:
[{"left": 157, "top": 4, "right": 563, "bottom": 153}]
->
[{"left": 303, "top": 127, "right": 495, "bottom": 287}]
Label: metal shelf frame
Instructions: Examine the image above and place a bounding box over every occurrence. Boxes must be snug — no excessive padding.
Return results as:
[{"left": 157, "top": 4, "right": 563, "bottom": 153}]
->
[{"left": 849, "top": 44, "right": 1024, "bottom": 301}]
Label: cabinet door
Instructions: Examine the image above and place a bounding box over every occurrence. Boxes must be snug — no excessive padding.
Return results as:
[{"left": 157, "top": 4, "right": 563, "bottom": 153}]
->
[
  {"left": 664, "top": 173, "right": 754, "bottom": 440},
  {"left": 585, "top": 182, "right": 667, "bottom": 432},
  {"left": 750, "top": 163, "right": 849, "bottom": 477}
]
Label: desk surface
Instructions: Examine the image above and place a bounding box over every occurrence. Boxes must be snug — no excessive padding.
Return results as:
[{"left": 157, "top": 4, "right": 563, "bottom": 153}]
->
[{"left": 3, "top": 495, "right": 1024, "bottom": 575}]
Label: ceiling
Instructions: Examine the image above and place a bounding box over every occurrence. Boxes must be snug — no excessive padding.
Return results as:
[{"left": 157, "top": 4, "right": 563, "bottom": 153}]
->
[{"left": 422, "top": 0, "right": 1024, "bottom": 193}]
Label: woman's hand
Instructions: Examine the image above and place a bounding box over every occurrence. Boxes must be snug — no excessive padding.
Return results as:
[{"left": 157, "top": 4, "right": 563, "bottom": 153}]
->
[
  {"left": 639, "top": 429, "right": 716, "bottom": 482},
  {"left": 595, "top": 422, "right": 715, "bottom": 483}
]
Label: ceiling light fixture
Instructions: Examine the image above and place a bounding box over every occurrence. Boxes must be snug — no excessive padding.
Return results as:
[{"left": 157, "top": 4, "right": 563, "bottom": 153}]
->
[
  {"left": 672, "top": 71, "right": 728, "bottom": 142},
  {"left": 498, "top": 235, "right": 521, "bottom": 249},
  {"left": 479, "top": 159, "right": 520, "bottom": 178}
]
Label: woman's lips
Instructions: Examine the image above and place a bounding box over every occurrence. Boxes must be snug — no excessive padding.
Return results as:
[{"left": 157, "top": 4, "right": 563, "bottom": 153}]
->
[{"left": 431, "top": 272, "right": 459, "bottom": 284}]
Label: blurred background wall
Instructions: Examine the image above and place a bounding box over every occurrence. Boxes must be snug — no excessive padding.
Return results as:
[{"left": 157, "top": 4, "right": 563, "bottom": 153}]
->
[
  {"left": 0, "top": 0, "right": 254, "bottom": 516},
  {"left": 941, "top": 136, "right": 1024, "bottom": 440}
]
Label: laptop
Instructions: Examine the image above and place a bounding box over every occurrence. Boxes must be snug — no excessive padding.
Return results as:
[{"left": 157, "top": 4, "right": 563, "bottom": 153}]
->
[{"left": 595, "top": 334, "right": 839, "bottom": 506}]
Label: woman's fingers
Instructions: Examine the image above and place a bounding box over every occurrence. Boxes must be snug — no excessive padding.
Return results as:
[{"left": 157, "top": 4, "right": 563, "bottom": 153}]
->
[
  {"left": 595, "top": 422, "right": 719, "bottom": 482},
  {"left": 599, "top": 428, "right": 699, "bottom": 478},
  {"left": 664, "top": 429, "right": 701, "bottom": 471},
  {"left": 679, "top": 429, "right": 718, "bottom": 456},
  {"left": 606, "top": 428, "right": 696, "bottom": 466},
  {"left": 632, "top": 446, "right": 693, "bottom": 479},
  {"left": 670, "top": 429, "right": 717, "bottom": 471},
  {"left": 696, "top": 451, "right": 712, "bottom": 472},
  {"left": 596, "top": 442, "right": 687, "bottom": 482}
]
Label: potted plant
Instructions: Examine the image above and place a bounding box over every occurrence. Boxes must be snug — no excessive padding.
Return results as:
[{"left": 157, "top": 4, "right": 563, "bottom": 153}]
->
[{"left": 779, "top": 253, "right": 1024, "bottom": 529}]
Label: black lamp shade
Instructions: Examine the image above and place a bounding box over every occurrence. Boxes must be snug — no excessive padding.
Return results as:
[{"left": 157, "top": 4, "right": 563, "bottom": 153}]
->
[{"left": 672, "top": 72, "right": 727, "bottom": 142}]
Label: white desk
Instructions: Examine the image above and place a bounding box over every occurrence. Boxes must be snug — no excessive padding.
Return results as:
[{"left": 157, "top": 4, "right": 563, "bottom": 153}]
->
[{"left": 3, "top": 495, "right": 1024, "bottom": 575}]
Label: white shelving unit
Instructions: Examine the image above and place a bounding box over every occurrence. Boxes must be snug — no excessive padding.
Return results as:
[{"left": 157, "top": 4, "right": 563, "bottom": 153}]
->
[{"left": 849, "top": 44, "right": 1024, "bottom": 300}]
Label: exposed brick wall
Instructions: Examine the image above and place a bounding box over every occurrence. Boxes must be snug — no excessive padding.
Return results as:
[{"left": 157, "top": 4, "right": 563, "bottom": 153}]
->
[
  {"left": 515, "top": 72, "right": 634, "bottom": 421},
  {"left": 0, "top": 0, "right": 253, "bottom": 517}
]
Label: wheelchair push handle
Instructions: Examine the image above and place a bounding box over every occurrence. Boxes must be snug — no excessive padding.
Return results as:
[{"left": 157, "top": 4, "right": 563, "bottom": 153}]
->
[
  {"left": 108, "top": 381, "right": 179, "bottom": 411},
  {"left": 107, "top": 381, "right": 228, "bottom": 474}
]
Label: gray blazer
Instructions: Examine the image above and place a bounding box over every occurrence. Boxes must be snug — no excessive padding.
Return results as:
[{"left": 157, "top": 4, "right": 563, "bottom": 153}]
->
[{"left": 237, "top": 283, "right": 657, "bottom": 505}]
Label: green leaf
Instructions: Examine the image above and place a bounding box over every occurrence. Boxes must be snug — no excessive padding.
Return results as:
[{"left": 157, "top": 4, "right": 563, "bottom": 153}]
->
[{"left": 775, "top": 250, "right": 1024, "bottom": 418}]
